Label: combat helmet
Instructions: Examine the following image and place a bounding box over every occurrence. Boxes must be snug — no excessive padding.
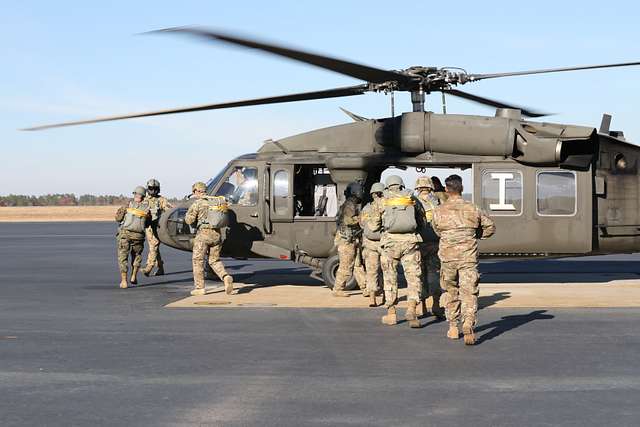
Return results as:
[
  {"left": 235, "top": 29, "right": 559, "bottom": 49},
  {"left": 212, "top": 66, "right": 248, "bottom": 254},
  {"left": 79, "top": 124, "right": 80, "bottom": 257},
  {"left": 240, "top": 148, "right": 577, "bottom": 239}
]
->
[
  {"left": 345, "top": 181, "right": 364, "bottom": 200},
  {"left": 370, "top": 182, "right": 385, "bottom": 194},
  {"left": 146, "top": 178, "right": 160, "bottom": 196},
  {"left": 133, "top": 186, "right": 147, "bottom": 197},
  {"left": 192, "top": 181, "right": 207, "bottom": 193},
  {"left": 384, "top": 175, "right": 405, "bottom": 189},
  {"left": 415, "top": 176, "right": 434, "bottom": 190}
]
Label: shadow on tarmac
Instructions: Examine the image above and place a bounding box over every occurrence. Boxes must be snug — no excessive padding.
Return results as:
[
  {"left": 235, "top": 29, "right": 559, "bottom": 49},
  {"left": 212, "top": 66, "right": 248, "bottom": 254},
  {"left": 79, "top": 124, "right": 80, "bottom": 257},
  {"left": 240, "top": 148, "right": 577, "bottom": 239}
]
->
[{"left": 475, "top": 310, "right": 555, "bottom": 345}]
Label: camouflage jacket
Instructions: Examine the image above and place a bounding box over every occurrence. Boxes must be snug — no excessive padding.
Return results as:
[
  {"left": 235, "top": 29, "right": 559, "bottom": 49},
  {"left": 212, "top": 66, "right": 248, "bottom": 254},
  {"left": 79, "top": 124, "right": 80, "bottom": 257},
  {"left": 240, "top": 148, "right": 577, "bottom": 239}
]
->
[
  {"left": 335, "top": 197, "right": 362, "bottom": 243},
  {"left": 416, "top": 192, "right": 440, "bottom": 243},
  {"left": 432, "top": 195, "right": 496, "bottom": 262},
  {"left": 146, "top": 195, "right": 172, "bottom": 223},
  {"left": 366, "top": 189, "right": 422, "bottom": 245},
  {"left": 115, "top": 200, "right": 150, "bottom": 241},
  {"left": 185, "top": 198, "right": 219, "bottom": 231}
]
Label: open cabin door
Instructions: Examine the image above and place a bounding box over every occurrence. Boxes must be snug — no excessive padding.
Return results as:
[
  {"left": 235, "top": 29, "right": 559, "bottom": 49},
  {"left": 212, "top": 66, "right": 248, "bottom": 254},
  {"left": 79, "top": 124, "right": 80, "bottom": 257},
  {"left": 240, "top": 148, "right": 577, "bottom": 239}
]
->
[{"left": 473, "top": 163, "right": 592, "bottom": 255}]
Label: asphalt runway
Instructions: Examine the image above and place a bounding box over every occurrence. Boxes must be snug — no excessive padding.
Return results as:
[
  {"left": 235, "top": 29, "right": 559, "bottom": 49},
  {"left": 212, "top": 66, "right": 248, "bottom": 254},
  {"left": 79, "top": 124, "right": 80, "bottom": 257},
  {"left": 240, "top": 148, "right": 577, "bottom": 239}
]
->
[{"left": 1, "top": 222, "right": 639, "bottom": 426}]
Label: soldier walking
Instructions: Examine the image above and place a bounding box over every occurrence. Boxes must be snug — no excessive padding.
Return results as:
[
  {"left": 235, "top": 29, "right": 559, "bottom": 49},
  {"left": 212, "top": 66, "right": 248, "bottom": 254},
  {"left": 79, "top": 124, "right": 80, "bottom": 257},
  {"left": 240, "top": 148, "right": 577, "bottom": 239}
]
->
[
  {"left": 142, "top": 178, "right": 173, "bottom": 277},
  {"left": 367, "top": 175, "right": 423, "bottom": 328},
  {"left": 184, "top": 182, "right": 234, "bottom": 296},
  {"left": 115, "top": 186, "right": 151, "bottom": 289},
  {"left": 359, "top": 182, "right": 385, "bottom": 307},
  {"left": 414, "top": 176, "right": 445, "bottom": 320},
  {"left": 432, "top": 174, "right": 495, "bottom": 345},
  {"left": 332, "top": 182, "right": 366, "bottom": 297}
]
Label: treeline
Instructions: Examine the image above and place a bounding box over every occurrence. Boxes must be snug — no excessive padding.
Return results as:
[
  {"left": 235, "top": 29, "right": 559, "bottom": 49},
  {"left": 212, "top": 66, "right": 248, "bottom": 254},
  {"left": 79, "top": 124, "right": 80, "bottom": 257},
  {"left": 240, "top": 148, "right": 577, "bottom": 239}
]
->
[{"left": 0, "top": 194, "right": 181, "bottom": 207}]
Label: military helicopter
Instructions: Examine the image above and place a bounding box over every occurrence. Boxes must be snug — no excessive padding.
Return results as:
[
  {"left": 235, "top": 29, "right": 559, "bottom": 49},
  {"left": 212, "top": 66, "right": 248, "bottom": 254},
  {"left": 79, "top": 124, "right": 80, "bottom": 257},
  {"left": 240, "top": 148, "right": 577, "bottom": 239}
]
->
[{"left": 25, "top": 27, "right": 640, "bottom": 289}]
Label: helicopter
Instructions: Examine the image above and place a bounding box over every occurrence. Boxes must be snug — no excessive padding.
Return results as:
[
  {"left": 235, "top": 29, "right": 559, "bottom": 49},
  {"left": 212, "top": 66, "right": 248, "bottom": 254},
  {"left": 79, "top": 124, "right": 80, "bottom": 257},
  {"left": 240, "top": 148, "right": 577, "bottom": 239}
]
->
[{"left": 24, "top": 27, "right": 640, "bottom": 289}]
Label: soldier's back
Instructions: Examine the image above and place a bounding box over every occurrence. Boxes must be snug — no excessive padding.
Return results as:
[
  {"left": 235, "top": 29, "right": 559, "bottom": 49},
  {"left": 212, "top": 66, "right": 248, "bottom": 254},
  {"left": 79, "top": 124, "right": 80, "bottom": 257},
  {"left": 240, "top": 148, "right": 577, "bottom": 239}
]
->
[{"left": 433, "top": 197, "right": 482, "bottom": 262}]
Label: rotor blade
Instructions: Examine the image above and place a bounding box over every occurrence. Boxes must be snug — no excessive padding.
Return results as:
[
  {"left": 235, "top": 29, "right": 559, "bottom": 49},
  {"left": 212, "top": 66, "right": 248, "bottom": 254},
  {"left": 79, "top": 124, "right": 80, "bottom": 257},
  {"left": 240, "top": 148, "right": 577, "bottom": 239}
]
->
[
  {"left": 21, "top": 85, "right": 368, "bottom": 131},
  {"left": 148, "top": 26, "right": 413, "bottom": 85},
  {"left": 339, "top": 107, "right": 368, "bottom": 122},
  {"left": 444, "top": 89, "right": 548, "bottom": 118},
  {"left": 468, "top": 61, "right": 640, "bottom": 81}
]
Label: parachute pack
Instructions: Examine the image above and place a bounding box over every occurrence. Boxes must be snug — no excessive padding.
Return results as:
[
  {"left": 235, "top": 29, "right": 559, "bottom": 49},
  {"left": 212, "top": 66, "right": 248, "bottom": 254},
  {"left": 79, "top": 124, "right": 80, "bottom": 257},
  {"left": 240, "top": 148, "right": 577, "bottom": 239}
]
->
[
  {"left": 122, "top": 202, "right": 149, "bottom": 233},
  {"left": 382, "top": 190, "right": 418, "bottom": 234},
  {"left": 201, "top": 196, "right": 229, "bottom": 229},
  {"left": 360, "top": 203, "right": 381, "bottom": 241}
]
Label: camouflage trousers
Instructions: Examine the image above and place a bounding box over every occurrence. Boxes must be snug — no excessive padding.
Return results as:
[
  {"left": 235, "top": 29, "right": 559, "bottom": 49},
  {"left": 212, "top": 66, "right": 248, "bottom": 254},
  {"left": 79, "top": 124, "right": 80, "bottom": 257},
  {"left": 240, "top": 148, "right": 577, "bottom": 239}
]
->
[
  {"left": 419, "top": 242, "right": 441, "bottom": 301},
  {"left": 381, "top": 240, "right": 422, "bottom": 307},
  {"left": 362, "top": 241, "right": 382, "bottom": 294},
  {"left": 334, "top": 240, "right": 366, "bottom": 292},
  {"left": 192, "top": 228, "right": 229, "bottom": 290},
  {"left": 440, "top": 261, "right": 480, "bottom": 327},
  {"left": 116, "top": 234, "right": 144, "bottom": 274},
  {"left": 144, "top": 224, "right": 163, "bottom": 269}
]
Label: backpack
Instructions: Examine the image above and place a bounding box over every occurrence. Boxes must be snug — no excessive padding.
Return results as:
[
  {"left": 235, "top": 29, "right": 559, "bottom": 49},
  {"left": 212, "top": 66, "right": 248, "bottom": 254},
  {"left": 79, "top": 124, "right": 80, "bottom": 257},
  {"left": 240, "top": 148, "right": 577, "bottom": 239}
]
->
[
  {"left": 201, "top": 196, "right": 229, "bottom": 229},
  {"left": 360, "top": 203, "right": 381, "bottom": 241},
  {"left": 382, "top": 189, "right": 418, "bottom": 234},
  {"left": 122, "top": 201, "right": 148, "bottom": 233}
]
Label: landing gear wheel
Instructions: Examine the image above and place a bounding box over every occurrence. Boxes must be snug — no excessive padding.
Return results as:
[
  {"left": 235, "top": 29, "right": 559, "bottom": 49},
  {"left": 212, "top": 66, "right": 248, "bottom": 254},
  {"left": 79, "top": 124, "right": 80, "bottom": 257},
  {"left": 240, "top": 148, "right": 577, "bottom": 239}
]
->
[{"left": 321, "top": 255, "right": 358, "bottom": 291}]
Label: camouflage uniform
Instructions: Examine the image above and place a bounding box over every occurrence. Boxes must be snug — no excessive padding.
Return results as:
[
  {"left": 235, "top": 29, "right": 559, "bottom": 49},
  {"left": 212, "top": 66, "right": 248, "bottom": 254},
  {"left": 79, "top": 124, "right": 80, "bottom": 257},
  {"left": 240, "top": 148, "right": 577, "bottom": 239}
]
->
[
  {"left": 432, "top": 195, "right": 495, "bottom": 330},
  {"left": 333, "top": 196, "right": 366, "bottom": 293},
  {"left": 143, "top": 194, "right": 171, "bottom": 274},
  {"left": 115, "top": 200, "right": 150, "bottom": 277},
  {"left": 415, "top": 191, "right": 442, "bottom": 306},
  {"left": 359, "top": 197, "right": 384, "bottom": 303},
  {"left": 185, "top": 197, "right": 232, "bottom": 292}
]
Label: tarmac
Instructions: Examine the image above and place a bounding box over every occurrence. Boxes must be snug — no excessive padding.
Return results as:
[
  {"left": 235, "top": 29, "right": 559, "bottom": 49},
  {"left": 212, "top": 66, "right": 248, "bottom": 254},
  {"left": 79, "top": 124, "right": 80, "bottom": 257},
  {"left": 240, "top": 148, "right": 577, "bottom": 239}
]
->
[{"left": 1, "top": 222, "right": 640, "bottom": 426}]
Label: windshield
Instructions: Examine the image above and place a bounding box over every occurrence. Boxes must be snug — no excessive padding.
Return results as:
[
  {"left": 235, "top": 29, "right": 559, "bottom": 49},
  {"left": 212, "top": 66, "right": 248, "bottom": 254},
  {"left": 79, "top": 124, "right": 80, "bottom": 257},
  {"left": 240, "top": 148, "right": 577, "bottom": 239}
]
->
[
  {"left": 213, "top": 165, "right": 259, "bottom": 206},
  {"left": 206, "top": 166, "right": 229, "bottom": 195}
]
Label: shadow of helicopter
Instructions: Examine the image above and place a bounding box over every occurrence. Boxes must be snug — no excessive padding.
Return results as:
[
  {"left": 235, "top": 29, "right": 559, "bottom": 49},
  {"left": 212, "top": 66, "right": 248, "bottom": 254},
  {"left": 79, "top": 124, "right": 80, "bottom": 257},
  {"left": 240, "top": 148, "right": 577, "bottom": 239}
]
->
[{"left": 475, "top": 310, "right": 555, "bottom": 345}]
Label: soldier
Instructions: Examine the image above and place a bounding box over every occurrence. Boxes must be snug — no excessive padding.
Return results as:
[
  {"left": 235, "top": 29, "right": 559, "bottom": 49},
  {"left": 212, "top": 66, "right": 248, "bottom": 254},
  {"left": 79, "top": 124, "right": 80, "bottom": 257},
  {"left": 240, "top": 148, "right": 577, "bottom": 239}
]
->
[
  {"left": 432, "top": 174, "right": 495, "bottom": 345},
  {"left": 115, "top": 186, "right": 151, "bottom": 289},
  {"left": 367, "top": 175, "right": 423, "bottom": 328},
  {"left": 332, "top": 181, "right": 366, "bottom": 297},
  {"left": 414, "top": 176, "right": 445, "bottom": 320},
  {"left": 359, "top": 182, "right": 385, "bottom": 307},
  {"left": 142, "top": 178, "right": 173, "bottom": 277},
  {"left": 431, "top": 176, "right": 448, "bottom": 204},
  {"left": 184, "top": 181, "right": 234, "bottom": 296}
]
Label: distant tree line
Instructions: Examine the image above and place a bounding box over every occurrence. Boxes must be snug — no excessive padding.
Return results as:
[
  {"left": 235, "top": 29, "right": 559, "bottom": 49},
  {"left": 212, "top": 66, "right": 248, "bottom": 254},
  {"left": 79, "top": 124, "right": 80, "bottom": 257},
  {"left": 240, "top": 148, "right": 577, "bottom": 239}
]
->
[{"left": 0, "top": 194, "right": 181, "bottom": 207}]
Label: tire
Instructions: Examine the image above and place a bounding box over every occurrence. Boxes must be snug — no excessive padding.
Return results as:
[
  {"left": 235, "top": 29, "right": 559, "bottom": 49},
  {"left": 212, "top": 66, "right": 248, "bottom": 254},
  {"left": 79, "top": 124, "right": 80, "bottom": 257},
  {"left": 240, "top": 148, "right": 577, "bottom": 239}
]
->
[{"left": 321, "top": 255, "right": 358, "bottom": 291}]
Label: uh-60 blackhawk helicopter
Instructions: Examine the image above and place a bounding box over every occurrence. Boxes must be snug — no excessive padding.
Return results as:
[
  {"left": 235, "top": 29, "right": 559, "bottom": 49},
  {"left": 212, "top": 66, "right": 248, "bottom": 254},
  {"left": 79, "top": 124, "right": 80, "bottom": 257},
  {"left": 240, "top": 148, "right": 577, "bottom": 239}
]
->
[{"left": 25, "top": 27, "right": 640, "bottom": 289}]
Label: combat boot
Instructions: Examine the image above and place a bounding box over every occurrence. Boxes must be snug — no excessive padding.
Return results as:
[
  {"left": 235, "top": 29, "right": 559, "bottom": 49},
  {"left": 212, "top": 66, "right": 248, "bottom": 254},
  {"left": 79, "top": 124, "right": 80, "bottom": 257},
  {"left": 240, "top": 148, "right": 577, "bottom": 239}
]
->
[
  {"left": 119, "top": 272, "right": 128, "bottom": 289},
  {"left": 130, "top": 266, "right": 139, "bottom": 285},
  {"left": 368, "top": 292, "right": 377, "bottom": 307},
  {"left": 142, "top": 265, "right": 153, "bottom": 277},
  {"left": 362, "top": 289, "right": 370, "bottom": 298},
  {"left": 447, "top": 324, "right": 460, "bottom": 340},
  {"left": 224, "top": 275, "right": 234, "bottom": 295},
  {"left": 190, "top": 287, "right": 206, "bottom": 296},
  {"left": 332, "top": 289, "right": 350, "bottom": 297},
  {"left": 381, "top": 306, "right": 398, "bottom": 325},
  {"left": 406, "top": 300, "right": 420, "bottom": 328},
  {"left": 431, "top": 295, "right": 446, "bottom": 321},
  {"left": 462, "top": 322, "right": 476, "bottom": 346},
  {"left": 153, "top": 263, "right": 165, "bottom": 277}
]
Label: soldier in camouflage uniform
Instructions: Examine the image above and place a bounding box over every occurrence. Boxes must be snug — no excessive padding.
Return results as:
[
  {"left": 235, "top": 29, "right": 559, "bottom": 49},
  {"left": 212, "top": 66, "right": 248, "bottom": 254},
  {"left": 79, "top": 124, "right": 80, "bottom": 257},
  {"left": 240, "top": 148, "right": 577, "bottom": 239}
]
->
[
  {"left": 432, "top": 174, "right": 495, "bottom": 345},
  {"left": 414, "top": 176, "right": 445, "bottom": 320},
  {"left": 185, "top": 182, "right": 234, "bottom": 296},
  {"left": 332, "top": 181, "right": 366, "bottom": 297},
  {"left": 359, "top": 182, "right": 385, "bottom": 307},
  {"left": 115, "top": 186, "right": 151, "bottom": 289},
  {"left": 142, "top": 179, "right": 173, "bottom": 277},
  {"left": 431, "top": 176, "right": 448, "bottom": 204},
  {"left": 367, "top": 175, "right": 423, "bottom": 327}
]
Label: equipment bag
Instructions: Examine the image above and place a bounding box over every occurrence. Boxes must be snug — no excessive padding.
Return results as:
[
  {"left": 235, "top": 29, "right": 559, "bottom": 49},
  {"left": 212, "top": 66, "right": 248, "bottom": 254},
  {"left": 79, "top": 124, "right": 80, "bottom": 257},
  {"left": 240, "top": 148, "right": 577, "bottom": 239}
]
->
[
  {"left": 383, "top": 191, "right": 418, "bottom": 234},
  {"left": 360, "top": 203, "right": 381, "bottom": 241},
  {"left": 204, "top": 196, "right": 229, "bottom": 228},
  {"left": 122, "top": 205, "right": 148, "bottom": 233}
]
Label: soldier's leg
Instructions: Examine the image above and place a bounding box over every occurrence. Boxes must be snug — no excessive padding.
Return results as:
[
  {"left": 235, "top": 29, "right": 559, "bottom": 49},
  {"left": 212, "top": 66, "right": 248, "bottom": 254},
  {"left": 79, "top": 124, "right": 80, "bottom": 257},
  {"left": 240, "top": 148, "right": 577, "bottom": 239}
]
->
[
  {"left": 143, "top": 227, "right": 158, "bottom": 275},
  {"left": 353, "top": 246, "right": 367, "bottom": 293},
  {"left": 208, "top": 242, "right": 234, "bottom": 295},
  {"left": 440, "top": 261, "right": 461, "bottom": 339},
  {"left": 363, "top": 247, "right": 381, "bottom": 306},
  {"left": 130, "top": 240, "right": 144, "bottom": 284},
  {"left": 400, "top": 243, "right": 422, "bottom": 328},
  {"left": 459, "top": 263, "right": 480, "bottom": 345},
  {"left": 426, "top": 246, "right": 445, "bottom": 319},
  {"left": 380, "top": 250, "right": 399, "bottom": 325},
  {"left": 191, "top": 233, "right": 208, "bottom": 293},
  {"left": 116, "top": 236, "right": 129, "bottom": 288},
  {"left": 333, "top": 242, "right": 356, "bottom": 295}
]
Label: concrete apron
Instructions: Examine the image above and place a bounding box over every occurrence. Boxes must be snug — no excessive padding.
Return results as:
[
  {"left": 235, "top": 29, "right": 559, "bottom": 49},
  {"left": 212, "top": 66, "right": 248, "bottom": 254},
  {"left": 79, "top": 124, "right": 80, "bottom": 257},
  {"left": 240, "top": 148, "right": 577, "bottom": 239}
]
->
[{"left": 166, "top": 279, "right": 640, "bottom": 309}]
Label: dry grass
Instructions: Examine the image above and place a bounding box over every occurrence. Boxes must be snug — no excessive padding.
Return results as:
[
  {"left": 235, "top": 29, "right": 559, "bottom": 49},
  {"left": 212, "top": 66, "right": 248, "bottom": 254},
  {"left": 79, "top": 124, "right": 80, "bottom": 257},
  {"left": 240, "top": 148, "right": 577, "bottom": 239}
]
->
[{"left": 0, "top": 206, "right": 121, "bottom": 222}]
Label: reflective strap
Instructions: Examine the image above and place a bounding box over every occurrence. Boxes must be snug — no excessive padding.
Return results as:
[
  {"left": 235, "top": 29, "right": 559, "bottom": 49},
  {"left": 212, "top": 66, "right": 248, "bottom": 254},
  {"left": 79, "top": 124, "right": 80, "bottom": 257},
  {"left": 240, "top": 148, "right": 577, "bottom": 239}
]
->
[
  {"left": 383, "top": 196, "right": 415, "bottom": 207},
  {"left": 127, "top": 208, "right": 147, "bottom": 218},
  {"left": 425, "top": 211, "right": 434, "bottom": 222},
  {"left": 209, "top": 205, "right": 228, "bottom": 212}
]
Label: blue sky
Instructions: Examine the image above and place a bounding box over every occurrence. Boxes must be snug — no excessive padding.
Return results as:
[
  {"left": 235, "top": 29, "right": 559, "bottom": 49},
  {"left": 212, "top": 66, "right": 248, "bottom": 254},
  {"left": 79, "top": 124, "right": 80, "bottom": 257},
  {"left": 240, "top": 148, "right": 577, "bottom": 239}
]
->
[{"left": 2, "top": 1, "right": 639, "bottom": 197}]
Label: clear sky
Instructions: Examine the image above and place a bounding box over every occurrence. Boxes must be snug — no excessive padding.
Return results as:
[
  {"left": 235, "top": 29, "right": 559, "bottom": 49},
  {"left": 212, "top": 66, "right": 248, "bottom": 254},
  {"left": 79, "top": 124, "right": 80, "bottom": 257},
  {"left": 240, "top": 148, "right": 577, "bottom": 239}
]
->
[{"left": 2, "top": 1, "right": 639, "bottom": 197}]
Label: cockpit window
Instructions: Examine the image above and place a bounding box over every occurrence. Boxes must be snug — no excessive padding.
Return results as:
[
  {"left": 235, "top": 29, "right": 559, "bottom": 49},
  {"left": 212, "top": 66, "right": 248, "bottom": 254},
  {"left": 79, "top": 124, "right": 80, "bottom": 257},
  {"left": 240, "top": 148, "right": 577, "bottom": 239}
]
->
[{"left": 215, "top": 166, "right": 258, "bottom": 206}]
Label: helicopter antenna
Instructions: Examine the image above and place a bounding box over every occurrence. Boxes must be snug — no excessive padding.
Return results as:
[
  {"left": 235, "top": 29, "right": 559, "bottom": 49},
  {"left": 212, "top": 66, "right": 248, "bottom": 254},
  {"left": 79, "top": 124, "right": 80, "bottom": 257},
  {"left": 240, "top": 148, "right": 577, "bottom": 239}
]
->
[
  {"left": 441, "top": 91, "right": 447, "bottom": 114},
  {"left": 390, "top": 91, "right": 395, "bottom": 118}
]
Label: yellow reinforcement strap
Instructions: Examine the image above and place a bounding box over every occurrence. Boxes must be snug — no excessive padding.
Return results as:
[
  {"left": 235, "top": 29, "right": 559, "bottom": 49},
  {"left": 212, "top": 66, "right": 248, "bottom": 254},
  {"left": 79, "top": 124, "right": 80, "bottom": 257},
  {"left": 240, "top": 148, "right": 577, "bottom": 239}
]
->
[
  {"left": 384, "top": 196, "right": 415, "bottom": 207},
  {"left": 208, "top": 204, "right": 228, "bottom": 212},
  {"left": 127, "top": 208, "right": 148, "bottom": 218}
]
